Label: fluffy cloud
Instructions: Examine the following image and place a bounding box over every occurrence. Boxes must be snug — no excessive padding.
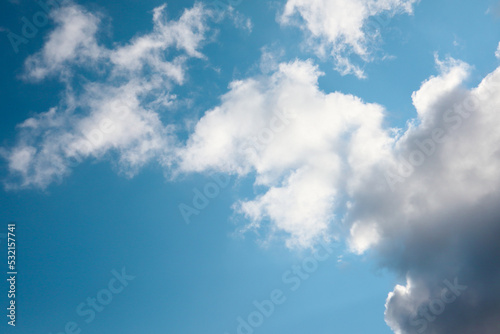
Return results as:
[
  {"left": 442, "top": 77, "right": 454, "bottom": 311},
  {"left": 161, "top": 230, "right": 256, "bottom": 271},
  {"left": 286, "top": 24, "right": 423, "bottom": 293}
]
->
[
  {"left": 179, "top": 54, "right": 500, "bottom": 332},
  {"left": 279, "top": 0, "right": 417, "bottom": 78},
  {"left": 177, "top": 59, "right": 394, "bottom": 247},
  {"left": 349, "top": 57, "right": 500, "bottom": 333},
  {"left": 23, "top": 3, "right": 103, "bottom": 81},
  {"left": 3, "top": 2, "right": 213, "bottom": 189}
]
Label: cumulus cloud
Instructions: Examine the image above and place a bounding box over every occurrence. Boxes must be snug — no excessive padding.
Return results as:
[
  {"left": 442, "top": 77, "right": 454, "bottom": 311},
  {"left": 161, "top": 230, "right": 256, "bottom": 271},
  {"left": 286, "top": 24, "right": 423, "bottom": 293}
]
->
[
  {"left": 346, "top": 57, "right": 500, "bottom": 333},
  {"left": 177, "top": 59, "right": 394, "bottom": 247},
  {"left": 279, "top": 0, "right": 418, "bottom": 78},
  {"left": 496, "top": 41, "right": 500, "bottom": 59},
  {"left": 178, "top": 54, "right": 500, "bottom": 332},
  {"left": 2, "top": 2, "right": 213, "bottom": 189}
]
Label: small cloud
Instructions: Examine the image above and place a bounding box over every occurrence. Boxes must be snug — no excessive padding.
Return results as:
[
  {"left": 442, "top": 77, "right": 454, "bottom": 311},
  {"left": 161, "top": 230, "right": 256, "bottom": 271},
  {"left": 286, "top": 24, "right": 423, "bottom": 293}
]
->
[
  {"left": 349, "top": 222, "right": 380, "bottom": 255},
  {"left": 259, "top": 45, "right": 285, "bottom": 73},
  {"left": 279, "top": 0, "right": 418, "bottom": 78},
  {"left": 227, "top": 7, "right": 253, "bottom": 32},
  {"left": 496, "top": 42, "right": 500, "bottom": 59}
]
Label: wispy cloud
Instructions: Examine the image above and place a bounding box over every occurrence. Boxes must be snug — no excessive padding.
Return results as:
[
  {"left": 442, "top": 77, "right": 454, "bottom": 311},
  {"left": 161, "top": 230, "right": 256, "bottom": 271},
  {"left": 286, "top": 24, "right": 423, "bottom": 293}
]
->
[
  {"left": 23, "top": 3, "right": 103, "bottom": 81},
  {"left": 278, "top": 0, "right": 418, "bottom": 78},
  {"left": 2, "top": 2, "right": 214, "bottom": 189}
]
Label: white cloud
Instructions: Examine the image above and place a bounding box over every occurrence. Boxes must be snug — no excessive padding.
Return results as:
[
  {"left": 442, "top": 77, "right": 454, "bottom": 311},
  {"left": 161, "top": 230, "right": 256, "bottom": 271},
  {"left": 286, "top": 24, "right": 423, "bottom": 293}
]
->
[
  {"left": 411, "top": 54, "right": 471, "bottom": 116},
  {"left": 349, "top": 221, "right": 380, "bottom": 254},
  {"left": 110, "top": 3, "right": 211, "bottom": 78},
  {"left": 279, "top": 0, "right": 418, "bottom": 78},
  {"left": 178, "top": 54, "right": 500, "bottom": 255},
  {"left": 3, "top": 82, "right": 173, "bottom": 189},
  {"left": 496, "top": 41, "right": 500, "bottom": 59},
  {"left": 24, "top": 3, "right": 103, "bottom": 81},
  {"left": 23, "top": 2, "right": 212, "bottom": 83},
  {"left": 3, "top": 2, "right": 214, "bottom": 189},
  {"left": 178, "top": 53, "right": 500, "bottom": 332},
  {"left": 177, "top": 59, "right": 393, "bottom": 247},
  {"left": 347, "top": 56, "right": 500, "bottom": 333}
]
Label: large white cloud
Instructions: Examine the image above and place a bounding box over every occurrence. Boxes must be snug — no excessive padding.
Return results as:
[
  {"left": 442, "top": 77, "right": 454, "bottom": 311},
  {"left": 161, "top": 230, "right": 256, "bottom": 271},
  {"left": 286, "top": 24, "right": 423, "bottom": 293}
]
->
[
  {"left": 178, "top": 53, "right": 500, "bottom": 332},
  {"left": 279, "top": 0, "right": 418, "bottom": 78},
  {"left": 348, "top": 56, "right": 500, "bottom": 333},
  {"left": 177, "top": 59, "right": 394, "bottom": 247}
]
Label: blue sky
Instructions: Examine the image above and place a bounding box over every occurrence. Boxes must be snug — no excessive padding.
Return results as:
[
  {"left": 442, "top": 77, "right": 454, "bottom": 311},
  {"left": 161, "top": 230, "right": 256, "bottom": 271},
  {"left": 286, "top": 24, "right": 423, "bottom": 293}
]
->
[{"left": 1, "top": 0, "right": 500, "bottom": 333}]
